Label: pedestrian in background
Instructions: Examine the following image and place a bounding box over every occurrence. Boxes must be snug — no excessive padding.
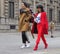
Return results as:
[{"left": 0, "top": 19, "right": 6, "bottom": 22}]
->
[
  {"left": 50, "top": 20, "right": 55, "bottom": 38},
  {"left": 31, "top": 5, "right": 48, "bottom": 51},
  {"left": 18, "top": 2, "right": 32, "bottom": 48}
]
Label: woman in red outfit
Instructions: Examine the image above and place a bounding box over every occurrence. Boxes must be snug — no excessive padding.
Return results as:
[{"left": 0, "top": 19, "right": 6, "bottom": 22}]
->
[{"left": 31, "top": 5, "right": 48, "bottom": 51}]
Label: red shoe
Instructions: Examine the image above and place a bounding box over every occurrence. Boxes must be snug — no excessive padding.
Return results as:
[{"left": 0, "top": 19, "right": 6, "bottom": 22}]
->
[
  {"left": 33, "top": 45, "right": 38, "bottom": 51},
  {"left": 44, "top": 44, "right": 48, "bottom": 49}
]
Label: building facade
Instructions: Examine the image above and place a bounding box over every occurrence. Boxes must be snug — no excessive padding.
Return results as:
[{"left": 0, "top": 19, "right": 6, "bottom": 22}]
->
[
  {"left": 0, "top": 0, "right": 60, "bottom": 32},
  {"left": 0, "top": 0, "right": 19, "bottom": 32}
]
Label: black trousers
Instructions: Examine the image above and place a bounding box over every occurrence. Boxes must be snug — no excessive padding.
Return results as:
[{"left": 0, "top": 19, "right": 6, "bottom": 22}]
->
[{"left": 22, "top": 31, "right": 30, "bottom": 43}]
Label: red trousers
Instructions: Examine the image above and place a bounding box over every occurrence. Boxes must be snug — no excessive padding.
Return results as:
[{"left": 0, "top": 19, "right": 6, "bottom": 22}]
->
[{"left": 36, "top": 25, "right": 47, "bottom": 45}]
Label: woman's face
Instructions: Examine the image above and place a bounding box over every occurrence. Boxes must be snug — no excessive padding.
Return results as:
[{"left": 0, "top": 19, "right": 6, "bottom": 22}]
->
[
  {"left": 37, "top": 8, "right": 41, "bottom": 13},
  {"left": 21, "top": 3, "right": 26, "bottom": 9}
]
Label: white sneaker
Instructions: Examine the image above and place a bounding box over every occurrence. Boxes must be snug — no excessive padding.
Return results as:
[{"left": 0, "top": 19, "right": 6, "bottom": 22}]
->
[
  {"left": 21, "top": 44, "right": 26, "bottom": 48},
  {"left": 26, "top": 43, "right": 30, "bottom": 48}
]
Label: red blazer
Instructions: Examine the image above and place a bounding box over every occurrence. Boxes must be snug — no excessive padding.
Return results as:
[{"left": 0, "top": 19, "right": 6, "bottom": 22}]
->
[{"left": 31, "top": 12, "right": 48, "bottom": 34}]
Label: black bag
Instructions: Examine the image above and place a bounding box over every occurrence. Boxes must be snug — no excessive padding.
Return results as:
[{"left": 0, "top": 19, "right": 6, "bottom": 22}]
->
[
  {"left": 34, "top": 22, "right": 38, "bottom": 33},
  {"left": 29, "top": 16, "right": 34, "bottom": 23}
]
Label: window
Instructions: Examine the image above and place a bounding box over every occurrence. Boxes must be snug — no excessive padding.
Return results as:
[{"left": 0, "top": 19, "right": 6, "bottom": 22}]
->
[
  {"left": 59, "top": 11, "right": 60, "bottom": 23},
  {"left": 50, "top": 0, "right": 53, "bottom": 3},
  {"left": 49, "top": 9, "right": 53, "bottom": 22},
  {"left": 10, "top": 25, "right": 16, "bottom": 29},
  {"left": 9, "top": 2, "right": 14, "bottom": 18},
  {"left": 59, "top": 3, "right": 60, "bottom": 6}
]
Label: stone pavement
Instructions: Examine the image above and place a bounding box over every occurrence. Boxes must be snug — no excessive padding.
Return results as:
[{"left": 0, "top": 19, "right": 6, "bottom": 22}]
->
[{"left": 0, "top": 31, "right": 60, "bottom": 54}]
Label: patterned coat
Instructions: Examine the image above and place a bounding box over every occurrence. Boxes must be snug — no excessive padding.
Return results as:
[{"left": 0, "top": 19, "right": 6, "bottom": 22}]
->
[{"left": 18, "top": 9, "right": 32, "bottom": 32}]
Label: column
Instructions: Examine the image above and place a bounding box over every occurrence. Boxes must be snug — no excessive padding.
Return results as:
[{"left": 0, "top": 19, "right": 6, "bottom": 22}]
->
[
  {"left": 14, "top": 0, "right": 19, "bottom": 19},
  {"left": 55, "top": 7, "right": 57, "bottom": 22},
  {"left": 54, "top": 2, "right": 57, "bottom": 23},
  {"left": 19, "top": 0, "right": 22, "bottom": 9},
  {"left": 44, "top": 0, "right": 47, "bottom": 13},
  {"left": 0, "top": 0, "right": 6, "bottom": 24},
  {"left": 0, "top": 0, "right": 5, "bottom": 17},
  {"left": 33, "top": 0, "right": 36, "bottom": 13}
]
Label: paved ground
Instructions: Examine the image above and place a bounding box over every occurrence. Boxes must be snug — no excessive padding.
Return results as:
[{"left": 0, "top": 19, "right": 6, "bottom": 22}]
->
[{"left": 0, "top": 31, "right": 60, "bottom": 54}]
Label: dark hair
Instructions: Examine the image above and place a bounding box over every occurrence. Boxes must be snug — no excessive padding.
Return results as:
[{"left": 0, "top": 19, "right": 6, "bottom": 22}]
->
[
  {"left": 22, "top": 2, "right": 30, "bottom": 8},
  {"left": 30, "top": 9, "right": 33, "bottom": 13},
  {"left": 36, "top": 5, "right": 44, "bottom": 12}
]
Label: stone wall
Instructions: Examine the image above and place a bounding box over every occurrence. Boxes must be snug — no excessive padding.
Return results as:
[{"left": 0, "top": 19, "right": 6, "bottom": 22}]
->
[{"left": 0, "top": 0, "right": 60, "bottom": 32}]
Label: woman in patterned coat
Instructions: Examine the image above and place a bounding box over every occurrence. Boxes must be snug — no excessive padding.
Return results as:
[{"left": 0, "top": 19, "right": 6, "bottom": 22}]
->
[{"left": 18, "top": 2, "right": 32, "bottom": 48}]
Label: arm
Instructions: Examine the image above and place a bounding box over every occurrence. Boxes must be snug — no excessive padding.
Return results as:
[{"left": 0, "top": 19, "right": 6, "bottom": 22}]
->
[
  {"left": 19, "top": 13, "right": 26, "bottom": 24},
  {"left": 27, "top": 14, "right": 32, "bottom": 20},
  {"left": 25, "top": 11, "right": 32, "bottom": 21}
]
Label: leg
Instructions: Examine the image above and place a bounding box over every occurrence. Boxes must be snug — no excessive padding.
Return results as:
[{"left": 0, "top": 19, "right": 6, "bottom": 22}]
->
[
  {"left": 22, "top": 31, "right": 30, "bottom": 43},
  {"left": 24, "top": 31, "right": 30, "bottom": 43},
  {"left": 34, "top": 27, "right": 42, "bottom": 51},
  {"left": 23, "top": 32, "right": 30, "bottom": 47},
  {"left": 41, "top": 34, "right": 48, "bottom": 49},
  {"left": 22, "top": 31, "right": 26, "bottom": 44},
  {"left": 51, "top": 29, "right": 54, "bottom": 38},
  {"left": 22, "top": 31, "right": 30, "bottom": 48},
  {"left": 21, "top": 31, "right": 26, "bottom": 48}
]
